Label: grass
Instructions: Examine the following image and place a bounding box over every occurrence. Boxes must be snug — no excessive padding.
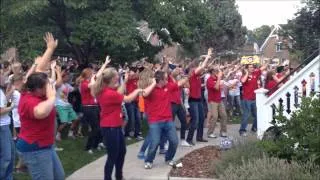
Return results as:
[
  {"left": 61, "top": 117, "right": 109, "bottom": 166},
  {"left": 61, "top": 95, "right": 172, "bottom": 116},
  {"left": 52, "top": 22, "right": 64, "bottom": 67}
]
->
[{"left": 14, "top": 120, "right": 149, "bottom": 180}]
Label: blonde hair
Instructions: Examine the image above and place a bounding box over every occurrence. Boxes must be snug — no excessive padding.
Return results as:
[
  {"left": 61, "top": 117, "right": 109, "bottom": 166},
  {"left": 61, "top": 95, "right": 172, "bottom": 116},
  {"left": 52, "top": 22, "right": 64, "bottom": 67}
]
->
[
  {"left": 138, "top": 67, "right": 154, "bottom": 89},
  {"left": 76, "top": 68, "right": 93, "bottom": 85},
  {"left": 91, "top": 67, "right": 118, "bottom": 97}
]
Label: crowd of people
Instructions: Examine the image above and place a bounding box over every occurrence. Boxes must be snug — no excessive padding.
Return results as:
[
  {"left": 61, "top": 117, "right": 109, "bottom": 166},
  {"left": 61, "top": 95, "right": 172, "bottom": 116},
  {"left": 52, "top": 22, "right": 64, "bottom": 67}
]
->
[{"left": 0, "top": 32, "right": 291, "bottom": 180}]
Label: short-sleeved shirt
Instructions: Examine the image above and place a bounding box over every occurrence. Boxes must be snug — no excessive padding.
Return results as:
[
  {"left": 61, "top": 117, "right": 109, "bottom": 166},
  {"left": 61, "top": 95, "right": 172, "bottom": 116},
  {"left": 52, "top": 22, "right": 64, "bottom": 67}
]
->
[
  {"left": 189, "top": 71, "right": 201, "bottom": 100},
  {"left": 0, "top": 89, "right": 10, "bottom": 126},
  {"left": 80, "top": 80, "right": 96, "bottom": 105},
  {"left": 207, "top": 75, "right": 222, "bottom": 103},
  {"left": 97, "top": 87, "right": 124, "bottom": 127},
  {"left": 168, "top": 76, "right": 182, "bottom": 104},
  {"left": 242, "top": 69, "right": 261, "bottom": 100},
  {"left": 144, "top": 84, "right": 174, "bottom": 123},
  {"left": 56, "top": 83, "right": 74, "bottom": 107},
  {"left": 18, "top": 92, "right": 56, "bottom": 147}
]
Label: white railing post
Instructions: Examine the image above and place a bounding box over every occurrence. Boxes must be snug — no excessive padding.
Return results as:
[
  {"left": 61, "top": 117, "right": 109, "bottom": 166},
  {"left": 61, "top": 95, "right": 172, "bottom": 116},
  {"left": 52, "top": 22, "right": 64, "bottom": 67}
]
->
[{"left": 255, "top": 88, "right": 271, "bottom": 139}]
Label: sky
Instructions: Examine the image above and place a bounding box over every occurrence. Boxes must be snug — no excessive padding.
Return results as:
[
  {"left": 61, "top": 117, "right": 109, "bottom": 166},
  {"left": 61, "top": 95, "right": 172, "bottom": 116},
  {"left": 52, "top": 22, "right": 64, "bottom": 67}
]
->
[{"left": 236, "top": 0, "right": 303, "bottom": 30}]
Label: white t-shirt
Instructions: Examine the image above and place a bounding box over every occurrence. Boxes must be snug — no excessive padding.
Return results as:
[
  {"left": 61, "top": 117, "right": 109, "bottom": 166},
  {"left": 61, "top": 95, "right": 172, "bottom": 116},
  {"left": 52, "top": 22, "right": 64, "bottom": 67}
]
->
[
  {"left": 227, "top": 79, "right": 241, "bottom": 96},
  {"left": 11, "top": 90, "right": 21, "bottom": 127},
  {"left": 0, "top": 89, "right": 11, "bottom": 126},
  {"left": 56, "top": 83, "right": 74, "bottom": 107}
]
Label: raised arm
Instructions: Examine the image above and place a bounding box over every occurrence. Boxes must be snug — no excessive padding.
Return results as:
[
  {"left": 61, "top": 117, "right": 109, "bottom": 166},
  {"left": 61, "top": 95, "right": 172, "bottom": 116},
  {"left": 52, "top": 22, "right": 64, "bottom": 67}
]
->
[
  {"left": 241, "top": 69, "right": 249, "bottom": 84},
  {"left": 36, "top": 33, "right": 58, "bottom": 72},
  {"left": 33, "top": 82, "right": 56, "bottom": 119},
  {"left": 195, "top": 48, "right": 213, "bottom": 75},
  {"left": 55, "top": 66, "right": 63, "bottom": 88},
  {"left": 142, "top": 79, "right": 156, "bottom": 97},
  {"left": 117, "top": 72, "right": 128, "bottom": 95},
  {"left": 89, "top": 56, "right": 111, "bottom": 88}
]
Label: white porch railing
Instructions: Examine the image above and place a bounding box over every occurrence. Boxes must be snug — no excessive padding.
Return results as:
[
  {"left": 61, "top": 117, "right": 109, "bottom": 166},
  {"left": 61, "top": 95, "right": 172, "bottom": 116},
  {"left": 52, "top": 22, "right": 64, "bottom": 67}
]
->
[{"left": 255, "top": 55, "right": 320, "bottom": 139}]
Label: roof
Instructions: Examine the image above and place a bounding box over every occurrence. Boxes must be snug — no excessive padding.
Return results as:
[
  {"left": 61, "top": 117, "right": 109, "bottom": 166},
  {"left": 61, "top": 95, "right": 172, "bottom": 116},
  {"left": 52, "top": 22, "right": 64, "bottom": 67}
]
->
[{"left": 259, "top": 24, "right": 293, "bottom": 52}]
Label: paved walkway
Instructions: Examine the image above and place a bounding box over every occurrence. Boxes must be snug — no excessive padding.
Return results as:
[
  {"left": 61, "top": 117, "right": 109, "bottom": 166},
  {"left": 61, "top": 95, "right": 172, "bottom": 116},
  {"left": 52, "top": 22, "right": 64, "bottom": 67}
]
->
[{"left": 67, "top": 124, "right": 252, "bottom": 180}]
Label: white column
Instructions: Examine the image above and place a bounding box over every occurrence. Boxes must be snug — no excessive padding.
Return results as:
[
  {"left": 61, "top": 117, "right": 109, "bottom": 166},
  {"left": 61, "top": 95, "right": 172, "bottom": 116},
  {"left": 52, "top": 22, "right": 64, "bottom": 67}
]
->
[{"left": 255, "top": 88, "right": 270, "bottom": 139}]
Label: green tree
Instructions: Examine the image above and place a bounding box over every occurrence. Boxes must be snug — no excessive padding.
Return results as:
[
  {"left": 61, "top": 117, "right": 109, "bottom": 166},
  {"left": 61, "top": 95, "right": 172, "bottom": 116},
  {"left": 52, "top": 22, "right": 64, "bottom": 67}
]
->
[
  {"left": 284, "top": 0, "right": 320, "bottom": 59},
  {"left": 252, "top": 25, "right": 272, "bottom": 47}
]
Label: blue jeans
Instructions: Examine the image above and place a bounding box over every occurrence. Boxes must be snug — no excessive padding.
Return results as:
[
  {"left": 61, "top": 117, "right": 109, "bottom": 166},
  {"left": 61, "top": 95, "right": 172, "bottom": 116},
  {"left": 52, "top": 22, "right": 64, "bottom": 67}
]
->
[
  {"left": 19, "top": 147, "right": 64, "bottom": 180},
  {"left": 125, "top": 102, "right": 141, "bottom": 137},
  {"left": 140, "top": 130, "right": 166, "bottom": 153},
  {"left": 171, "top": 103, "right": 187, "bottom": 139},
  {"left": 101, "top": 127, "right": 126, "bottom": 180},
  {"left": 0, "top": 125, "right": 14, "bottom": 180},
  {"left": 187, "top": 101, "right": 205, "bottom": 142},
  {"left": 240, "top": 100, "right": 257, "bottom": 132},
  {"left": 145, "top": 121, "right": 178, "bottom": 163}
]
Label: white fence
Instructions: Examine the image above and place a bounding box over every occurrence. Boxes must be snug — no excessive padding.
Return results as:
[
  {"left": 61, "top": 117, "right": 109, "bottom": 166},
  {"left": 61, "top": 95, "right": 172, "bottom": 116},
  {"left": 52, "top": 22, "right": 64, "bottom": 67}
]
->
[{"left": 255, "top": 55, "right": 320, "bottom": 139}]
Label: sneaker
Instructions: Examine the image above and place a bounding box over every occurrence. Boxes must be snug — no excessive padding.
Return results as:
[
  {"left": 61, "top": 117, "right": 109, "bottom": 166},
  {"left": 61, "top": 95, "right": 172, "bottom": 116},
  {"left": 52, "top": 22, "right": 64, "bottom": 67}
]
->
[
  {"left": 220, "top": 132, "right": 228, "bottom": 137},
  {"left": 196, "top": 138, "right": 208, "bottom": 142},
  {"left": 159, "top": 149, "right": 167, "bottom": 155},
  {"left": 97, "top": 146, "right": 102, "bottom": 151},
  {"left": 137, "top": 152, "right": 145, "bottom": 160},
  {"left": 88, "top": 149, "right": 94, "bottom": 154},
  {"left": 144, "top": 162, "right": 152, "bottom": 169},
  {"left": 136, "top": 136, "right": 144, "bottom": 141},
  {"left": 180, "top": 140, "right": 192, "bottom": 147},
  {"left": 68, "top": 130, "right": 73, "bottom": 137},
  {"left": 55, "top": 147, "right": 64, "bottom": 152},
  {"left": 187, "top": 141, "right": 195, "bottom": 146},
  {"left": 138, "top": 131, "right": 143, "bottom": 135},
  {"left": 98, "top": 142, "right": 106, "bottom": 149},
  {"left": 208, "top": 133, "right": 217, "bottom": 138},
  {"left": 55, "top": 133, "right": 62, "bottom": 141},
  {"left": 240, "top": 132, "right": 247, "bottom": 137},
  {"left": 251, "top": 128, "right": 257, "bottom": 133},
  {"left": 166, "top": 160, "right": 176, "bottom": 166},
  {"left": 126, "top": 137, "right": 132, "bottom": 140}
]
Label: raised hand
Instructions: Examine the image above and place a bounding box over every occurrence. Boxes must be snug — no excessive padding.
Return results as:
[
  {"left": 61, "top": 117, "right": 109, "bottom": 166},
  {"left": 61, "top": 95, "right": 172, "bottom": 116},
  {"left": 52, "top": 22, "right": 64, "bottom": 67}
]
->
[
  {"left": 46, "top": 82, "right": 56, "bottom": 100},
  {"left": 44, "top": 32, "right": 58, "bottom": 50},
  {"left": 50, "top": 60, "right": 57, "bottom": 70},
  {"left": 105, "top": 55, "right": 111, "bottom": 65},
  {"left": 207, "top": 48, "right": 213, "bottom": 56}
]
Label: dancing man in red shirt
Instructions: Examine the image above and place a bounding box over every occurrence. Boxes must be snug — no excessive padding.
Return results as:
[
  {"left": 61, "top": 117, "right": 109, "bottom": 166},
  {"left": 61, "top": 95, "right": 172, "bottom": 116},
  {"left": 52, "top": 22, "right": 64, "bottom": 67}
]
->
[{"left": 239, "top": 64, "right": 267, "bottom": 136}]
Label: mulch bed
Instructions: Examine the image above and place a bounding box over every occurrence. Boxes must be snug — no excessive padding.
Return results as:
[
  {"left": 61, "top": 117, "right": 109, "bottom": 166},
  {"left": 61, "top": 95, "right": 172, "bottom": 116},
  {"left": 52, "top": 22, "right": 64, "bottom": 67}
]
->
[{"left": 170, "top": 146, "right": 221, "bottom": 178}]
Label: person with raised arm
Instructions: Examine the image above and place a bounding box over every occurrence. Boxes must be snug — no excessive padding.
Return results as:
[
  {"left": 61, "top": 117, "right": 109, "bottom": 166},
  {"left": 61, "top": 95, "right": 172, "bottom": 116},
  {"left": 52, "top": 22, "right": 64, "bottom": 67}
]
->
[
  {"left": 36, "top": 33, "right": 58, "bottom": 73},
  {"left": 16, "top": 73, "right": 65, "bottom": 180},
  {"left": 142, "top": 71, "right": 179, "bottom": 169},
  {"left": 78, "top": 56, "right": 111, "bottom": 154},
  {"left": 186, "top": 48, "right": 213, "bottom": 145},
  {"left": 91, "top": 65, "right": 144, "bottom": 180},
  {"left": 239, "top": 63, "right": 267, "bottom": 136}
]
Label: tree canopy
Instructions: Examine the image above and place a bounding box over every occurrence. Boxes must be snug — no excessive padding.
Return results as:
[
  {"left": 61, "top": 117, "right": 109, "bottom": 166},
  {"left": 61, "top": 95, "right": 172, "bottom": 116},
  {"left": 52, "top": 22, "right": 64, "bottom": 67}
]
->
[{"left": 1, "top": 0, "right": 246, "bottom": 64}]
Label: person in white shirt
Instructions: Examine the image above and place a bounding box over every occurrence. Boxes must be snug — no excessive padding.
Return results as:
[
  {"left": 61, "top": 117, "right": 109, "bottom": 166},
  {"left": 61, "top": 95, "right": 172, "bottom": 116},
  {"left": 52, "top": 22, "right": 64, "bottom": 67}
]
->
[
  {"left": 0, "top": 74, "right": 15, "bottom": 180},
  {"left": 55, "top": 72, "right": 78, "bottom": 140}
]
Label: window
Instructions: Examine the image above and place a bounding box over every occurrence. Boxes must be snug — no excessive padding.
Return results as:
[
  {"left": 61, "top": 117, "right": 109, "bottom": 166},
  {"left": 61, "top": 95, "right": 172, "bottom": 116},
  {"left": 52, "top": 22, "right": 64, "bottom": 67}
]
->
[{"left": 276, "top": 42, "right": 282, "bottom": 52}]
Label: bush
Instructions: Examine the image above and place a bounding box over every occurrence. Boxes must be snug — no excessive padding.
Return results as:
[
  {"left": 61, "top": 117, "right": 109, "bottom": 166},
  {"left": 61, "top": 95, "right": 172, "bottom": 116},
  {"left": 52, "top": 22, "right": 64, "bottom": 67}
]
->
[
  {"left": 260, "top": 97, "right": 320, "bottom": 164},
  {"left": 214, "top": 140, "right": 265, "bottom": 176},
  {"left": 220, "top": 155, "right": 320, "bottom": 180}
]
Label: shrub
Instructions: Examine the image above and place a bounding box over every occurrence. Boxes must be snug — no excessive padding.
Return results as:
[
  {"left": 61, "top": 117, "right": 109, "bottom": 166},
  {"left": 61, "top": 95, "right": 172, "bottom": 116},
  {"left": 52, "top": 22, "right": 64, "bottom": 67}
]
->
[
  {"left": 220, "top": 155, "right": 320, "bottom": 180},
  {"left": 213, "top": 140, "right": 265, "bottom": 177},
  {"left": 260, "top": 96, "right": 320, "bottom": 164}
]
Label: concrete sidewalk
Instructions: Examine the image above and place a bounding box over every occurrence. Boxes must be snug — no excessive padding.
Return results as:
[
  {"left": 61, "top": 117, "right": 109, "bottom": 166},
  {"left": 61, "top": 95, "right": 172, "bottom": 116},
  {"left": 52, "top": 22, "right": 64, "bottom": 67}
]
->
[{"left": 67, "top": 124, "right": 249, "bottom": 180}]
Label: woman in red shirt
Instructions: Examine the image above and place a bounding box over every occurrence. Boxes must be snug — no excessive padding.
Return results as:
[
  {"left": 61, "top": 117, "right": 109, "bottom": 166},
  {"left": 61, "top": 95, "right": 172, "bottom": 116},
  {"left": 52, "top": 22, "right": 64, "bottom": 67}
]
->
[
  {"left": 17, "top": 72, "right": 65, "bottom": 180},
  {"left": 78, "top": 67, "right": 103, "bottom": 153},
  {"left": 91, "top": 67, "right": 143, "bottom": 180}
]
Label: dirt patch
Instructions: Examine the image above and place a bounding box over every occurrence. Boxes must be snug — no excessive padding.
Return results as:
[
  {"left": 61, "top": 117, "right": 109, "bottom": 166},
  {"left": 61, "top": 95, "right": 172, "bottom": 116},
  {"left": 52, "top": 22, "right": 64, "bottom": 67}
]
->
[{"left": 170, "top": 146, "right": 221, "bottom": 178}]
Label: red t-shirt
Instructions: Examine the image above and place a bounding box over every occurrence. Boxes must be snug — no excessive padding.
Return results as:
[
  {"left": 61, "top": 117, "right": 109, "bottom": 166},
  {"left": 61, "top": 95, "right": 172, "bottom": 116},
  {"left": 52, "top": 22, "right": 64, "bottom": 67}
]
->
[
  {"left": 265, "top": 80, "right": 278, "bottom": 96},
  {"left": 242, "top": 69, "right": 261, "bottom": 100},
  {"left": 97, "top": 87, "right": 124, "bottom": 127},
  {"left": 207, "top": 75, "right": 222, "bottom": 103},
  {"left": 18, "top": 92, "right": 56, "bottom": 147},
  {"left": 168, "top": 76, "right": 181, "bottom": 104},
  {"left": 144, "top": 84, "right": 174, "bottom": 123},
  {"left": 126, "top": 78, "right": 138, "bottom": 94},
  {"left": 80, "top": 80, "right": 96, "bottom": 105},
  {"left": 189, "top": 71, "right": 201, "bottom": 99}
]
